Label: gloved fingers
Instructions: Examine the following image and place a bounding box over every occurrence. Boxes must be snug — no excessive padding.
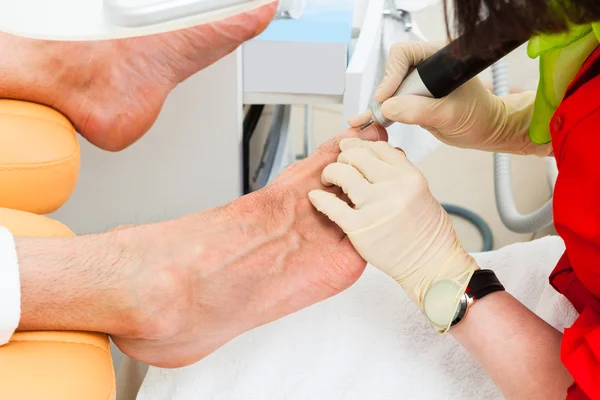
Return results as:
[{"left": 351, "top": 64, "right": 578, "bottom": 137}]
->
[
  {"left": 374, "top": 41, "right": 444, "bottom": 103},
  {"left": 371, "top": 142, "right": 412, "bottom": 168},
  {"left": 348, "top": 111, "right": 372, "bottom": 128},
  {"left": 337, "top": 147, "right": 395, "bottom": 183},
  {"left": 339, "top": 137, "right": 373, "bottom": 151},
  {"left": 340, "top": 138, "right": 410, "bottom": 168},
  {"left": 381, "top": 77, "right": 491, "bottom": 132},
  {"left": 321, "top": 162, "right": 371, "bottom": 208},
  {"left": 379, "top": 95, "right": 443, "bottom": 126},
  {"left": 308, "top": 190, "right": 355, "bottom": 232}
]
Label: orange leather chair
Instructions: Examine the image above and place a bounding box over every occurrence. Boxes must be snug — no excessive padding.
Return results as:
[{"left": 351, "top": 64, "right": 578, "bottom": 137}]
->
[{"left": 0, "top": 99, "right": 116, "bottom": 400}]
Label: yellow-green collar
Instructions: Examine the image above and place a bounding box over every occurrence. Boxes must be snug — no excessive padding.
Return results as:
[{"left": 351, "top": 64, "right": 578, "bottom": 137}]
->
[
  {"left": 528, "top": 23, "right": 595, "bottom": 58},
  {"left": 526, "top": 22, "right": 600, "bottom": 145}
]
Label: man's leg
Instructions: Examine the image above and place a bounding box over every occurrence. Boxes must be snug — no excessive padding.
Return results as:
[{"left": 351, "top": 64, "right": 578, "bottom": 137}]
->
[{"left": 15, "top": 123, "right": 387, "bottom": 368}]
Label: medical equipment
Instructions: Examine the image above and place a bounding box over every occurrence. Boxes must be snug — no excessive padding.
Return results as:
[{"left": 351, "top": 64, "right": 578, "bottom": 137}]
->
[
  {"left": 366, "top": 7, "right": 553, "bottom": 235},
  {"left": 106, "top": 0, "right": 268, "bottom": 27},
  {"left": 0, "top": 0, "right": 275, "bottom": 40},
  {"left": 276, "top": 0, "right": 308, "bottom": 19},
  {"left": 243, "top": 0, "right": 354, "bottom": 194},
  {"left": 107, "top": 0, "right": 304, "bottom": 27},
  {"left": 243, "top": 105, "right": 293, "bottom": 194},
  {"left": 492, "top": 61, "right": 554, "bottom": 233},
  {"left": 361, "top": 17, "right": 527, "bottom": 130}
]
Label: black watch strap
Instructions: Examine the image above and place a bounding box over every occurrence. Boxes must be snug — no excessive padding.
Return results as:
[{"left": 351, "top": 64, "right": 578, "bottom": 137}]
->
[
  {"left": 451, "top": 269, "right": 505, "bottom": 327},
  {"left": 466, "top": 269, "right": 505, "bottom": 300}
]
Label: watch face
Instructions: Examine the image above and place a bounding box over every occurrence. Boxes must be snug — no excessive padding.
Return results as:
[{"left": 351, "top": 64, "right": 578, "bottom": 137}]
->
[{"left": 423, "top": 280, "right": 463, "bottom": 329}]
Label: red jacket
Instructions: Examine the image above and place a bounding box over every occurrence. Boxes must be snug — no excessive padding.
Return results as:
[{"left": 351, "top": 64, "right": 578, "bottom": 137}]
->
[{"left": 549, "top": 44, "right": 600, "bottom": 399}]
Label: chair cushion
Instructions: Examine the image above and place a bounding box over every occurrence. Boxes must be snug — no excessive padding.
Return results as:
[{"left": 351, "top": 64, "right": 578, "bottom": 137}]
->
[
  {"left": 0, "top": 100, "right": 79, "bottom": 214},
  {"left": 1, "top": 332, "right": 116, "bottom": 400},
  {"left": 0, "top": 207, "right": 74, "bottom": 237}
]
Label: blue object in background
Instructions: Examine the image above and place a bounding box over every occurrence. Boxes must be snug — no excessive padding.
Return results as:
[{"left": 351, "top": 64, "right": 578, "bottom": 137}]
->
[{"left": 258, "top": 0, "right": 354, "bottom": 44}]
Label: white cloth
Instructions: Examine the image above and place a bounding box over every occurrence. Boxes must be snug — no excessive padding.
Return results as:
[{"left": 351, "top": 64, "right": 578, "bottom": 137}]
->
[
  {"left": 137, "top": 236, "right": 578, "bottom": 400},
  {"left": 0, "top": 227, "right": 20, "bottom": 346}
]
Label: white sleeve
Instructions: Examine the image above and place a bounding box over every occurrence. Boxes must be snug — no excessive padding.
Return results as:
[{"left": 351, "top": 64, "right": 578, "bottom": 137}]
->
[{"left": 0, "top": 227, "right": 20, "bottom": 346}]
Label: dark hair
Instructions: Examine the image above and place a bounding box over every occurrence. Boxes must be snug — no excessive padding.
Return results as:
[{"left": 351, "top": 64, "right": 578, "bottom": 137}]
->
[{"left": 444, "top": 0, "right": 600, "bottom": 55}]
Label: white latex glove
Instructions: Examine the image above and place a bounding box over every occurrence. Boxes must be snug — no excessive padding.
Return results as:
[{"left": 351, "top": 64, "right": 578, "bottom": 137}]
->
[
  {"left": 309, "top": 138, "right": 479, "bottom": 333},
  {"left": 349, "top": 42, "right": 552, "bottom": 157}
]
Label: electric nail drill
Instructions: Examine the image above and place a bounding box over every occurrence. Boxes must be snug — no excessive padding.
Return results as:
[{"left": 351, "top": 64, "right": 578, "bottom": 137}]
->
[{"left": 361, "top": 18, "right": 527, "bottom": 130}]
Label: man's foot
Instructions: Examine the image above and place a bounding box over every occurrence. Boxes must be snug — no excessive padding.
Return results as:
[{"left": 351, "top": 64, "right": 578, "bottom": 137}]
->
[
  {"left": 0, "top": 2, "right": 278, "bottom": 151},
  {"left": 110, "top": 125, "right": 388, "bottom": 368}
]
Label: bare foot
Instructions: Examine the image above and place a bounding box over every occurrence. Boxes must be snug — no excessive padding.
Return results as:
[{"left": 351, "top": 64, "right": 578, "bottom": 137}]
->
[
  {"left": 0, "top": 2, "right": 278, "bottom": 151},
  {"left": 110, "top": 125, "right": 389, "bottom": 368}
]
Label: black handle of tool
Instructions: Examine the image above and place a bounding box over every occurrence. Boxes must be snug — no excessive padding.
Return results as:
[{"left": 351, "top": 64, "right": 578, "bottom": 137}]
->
[{"left": 416, "top": 21, "right": 527, "bottom": 98}]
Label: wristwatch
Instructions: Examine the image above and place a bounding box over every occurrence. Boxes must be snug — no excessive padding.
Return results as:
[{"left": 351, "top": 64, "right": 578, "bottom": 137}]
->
[{"left": 422, "top": 269, "right": 505, "bottom": 332}]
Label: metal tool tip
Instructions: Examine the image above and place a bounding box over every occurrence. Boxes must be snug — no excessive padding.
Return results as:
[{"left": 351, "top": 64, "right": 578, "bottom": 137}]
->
[{"left": 360, "top": 121, "right": 374, "bottom": 131}]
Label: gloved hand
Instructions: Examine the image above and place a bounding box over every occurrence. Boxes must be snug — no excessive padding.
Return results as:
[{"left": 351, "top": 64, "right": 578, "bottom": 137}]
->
[
  {"left": 349, "top": 42, "right": 552, "bottom": 157},
  {"left": 309, "top": 138, "right": 479, "bottom": 333}
]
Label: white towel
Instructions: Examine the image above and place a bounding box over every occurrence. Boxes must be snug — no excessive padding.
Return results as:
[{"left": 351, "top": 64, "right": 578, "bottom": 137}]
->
[{"left": 137, "top": 236, "right": 579, "bottom": 400}]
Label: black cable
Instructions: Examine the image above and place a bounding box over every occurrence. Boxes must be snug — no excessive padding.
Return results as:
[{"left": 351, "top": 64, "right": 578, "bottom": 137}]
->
[
  {"left": 442, "top": 204, "right": 494, "bottom": 252},
  {"left": 243, "top": 105, "right": 265, "bottom": 194}
]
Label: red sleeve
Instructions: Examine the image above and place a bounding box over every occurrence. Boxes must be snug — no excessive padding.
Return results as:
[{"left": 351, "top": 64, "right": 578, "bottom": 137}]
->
[
  {"left": 552, "top": 105, "right": 600, "bottom": 399},
  {"left": 562, "top": 308, "right": 600, "bottom": 399}
]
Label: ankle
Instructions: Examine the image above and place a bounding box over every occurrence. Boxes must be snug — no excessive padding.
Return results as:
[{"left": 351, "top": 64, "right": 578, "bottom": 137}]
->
[{"left": 0, "top": 34, "right": 47, "bottom": 101}]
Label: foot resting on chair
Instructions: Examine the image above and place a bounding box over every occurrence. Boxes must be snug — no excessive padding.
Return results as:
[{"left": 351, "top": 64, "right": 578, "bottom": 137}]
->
[
  {"left": 0, "top": 2, "right": 277, "bottom": 151},
  {"left": 16, "top": 125, "right": 388, "bottom": 369}
]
